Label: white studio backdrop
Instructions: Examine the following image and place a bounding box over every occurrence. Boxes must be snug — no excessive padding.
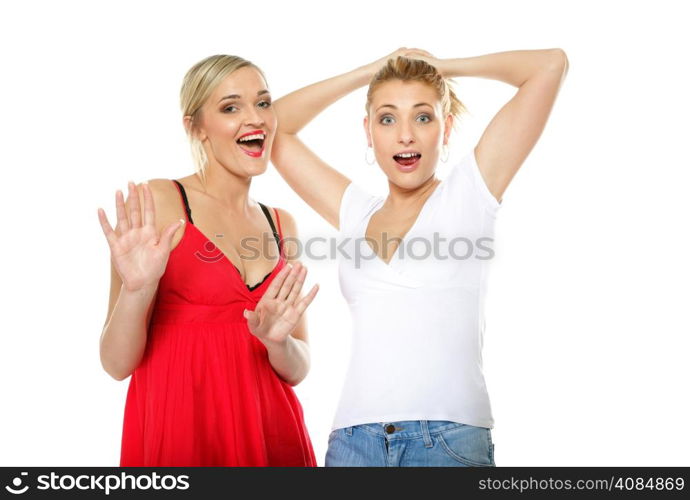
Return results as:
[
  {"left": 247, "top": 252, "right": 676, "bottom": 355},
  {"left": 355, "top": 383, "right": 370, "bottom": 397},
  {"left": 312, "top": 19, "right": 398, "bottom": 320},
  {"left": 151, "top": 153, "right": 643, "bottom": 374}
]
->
[{"left": 0, "top": 0, "right": 688, "bottom": 466}]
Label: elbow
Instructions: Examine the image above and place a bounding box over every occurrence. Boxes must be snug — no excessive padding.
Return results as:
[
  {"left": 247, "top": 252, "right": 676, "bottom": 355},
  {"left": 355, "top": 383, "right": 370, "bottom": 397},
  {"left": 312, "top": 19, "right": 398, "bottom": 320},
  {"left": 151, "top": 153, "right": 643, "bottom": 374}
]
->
[
  {"left": 103, "top": 363, "right": 131, "bottom": 382},
  {"left": 111, "top": 371, "right": 130, "bottom": 382},
  {"left": 285, "top": 374, "right": 306, "bottom": 387},
  {"left": 282, "top": 365, "right": 309, "bottom": 387},
  {"left": 102, "top": 361, "right": 132, "bottom": 381},
  {"left": 547, "top": 48, "right": 569, "bottom": 74},
  {"left": 99, "top": 350, "right": 132, "bottom": 382},
  {"left": 284, "top": 357, "right": 311, "bottom": 387}
]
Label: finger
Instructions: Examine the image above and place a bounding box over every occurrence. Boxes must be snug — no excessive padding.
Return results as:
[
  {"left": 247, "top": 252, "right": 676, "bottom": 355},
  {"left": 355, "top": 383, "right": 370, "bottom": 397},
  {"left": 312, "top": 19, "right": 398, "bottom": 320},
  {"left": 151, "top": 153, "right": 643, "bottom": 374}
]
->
[
  {"left": 263, "top": 263, "right": 292, "bottom": 299},
  {"left": 285, "top": 265, "right": 307, "bottom": 305},
  {"left": 294, "top": 284, "right": 319, "bottom": 316},
  {"left": 97, "top": 207, "right": 118, "bottom": 248},
  {"left": 277, "top": 261, "right": 301, "bottom": 301},
  {"left": 127, "top": 181, "right": 142, "bottom": 228},
  {"left": 158, "top": 218, "right": 185, "bottom": 252},
  {"left": 142, "top": 182, "right": 155, "bottom": 228},
  {"left": 115, "top": 189, "right": 129, "bottom": 235}
]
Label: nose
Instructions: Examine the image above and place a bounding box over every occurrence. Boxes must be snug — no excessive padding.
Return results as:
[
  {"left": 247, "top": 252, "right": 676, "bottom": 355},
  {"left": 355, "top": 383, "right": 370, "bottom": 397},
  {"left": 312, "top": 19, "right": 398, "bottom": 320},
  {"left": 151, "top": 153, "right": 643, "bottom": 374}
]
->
[
  {"left": 397, "top": 121, "right": 415, "bottom": 146},
  {"left": 244, "top": 105, "right": 265, "bottom": 128}
]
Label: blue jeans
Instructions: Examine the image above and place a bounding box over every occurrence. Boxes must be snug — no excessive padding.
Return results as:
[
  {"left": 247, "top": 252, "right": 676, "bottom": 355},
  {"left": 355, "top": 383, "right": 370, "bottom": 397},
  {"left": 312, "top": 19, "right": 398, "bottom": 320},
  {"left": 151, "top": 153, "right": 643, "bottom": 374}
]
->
[{"left": 325, "top": 420, "right": 496, "bottom": 467}]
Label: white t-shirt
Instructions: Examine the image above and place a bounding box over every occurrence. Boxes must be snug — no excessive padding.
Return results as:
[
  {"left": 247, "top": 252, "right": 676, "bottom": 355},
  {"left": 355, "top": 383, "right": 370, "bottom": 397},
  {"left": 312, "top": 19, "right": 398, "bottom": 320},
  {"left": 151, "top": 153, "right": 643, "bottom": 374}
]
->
[{"left": 332, "top": 148, "right": 502, "bottom": 430}]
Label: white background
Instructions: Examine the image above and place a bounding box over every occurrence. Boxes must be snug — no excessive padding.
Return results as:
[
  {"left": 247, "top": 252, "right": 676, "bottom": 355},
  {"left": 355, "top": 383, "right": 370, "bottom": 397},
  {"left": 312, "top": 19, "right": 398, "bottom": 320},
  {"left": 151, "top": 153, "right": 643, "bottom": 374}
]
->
[{"left": 1, "top": 0, "right": 688, "bottom": 467}]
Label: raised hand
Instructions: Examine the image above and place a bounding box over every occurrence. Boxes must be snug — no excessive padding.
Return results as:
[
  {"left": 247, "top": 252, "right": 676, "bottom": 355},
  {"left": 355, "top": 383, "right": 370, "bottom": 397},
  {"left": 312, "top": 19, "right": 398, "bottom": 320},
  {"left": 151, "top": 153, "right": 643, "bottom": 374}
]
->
[
  {"left": 243, "top": 261, "right": 319, "bottom": 345},
  {"left": 97, "top": 181, "right": 184, "bottom": 293}
]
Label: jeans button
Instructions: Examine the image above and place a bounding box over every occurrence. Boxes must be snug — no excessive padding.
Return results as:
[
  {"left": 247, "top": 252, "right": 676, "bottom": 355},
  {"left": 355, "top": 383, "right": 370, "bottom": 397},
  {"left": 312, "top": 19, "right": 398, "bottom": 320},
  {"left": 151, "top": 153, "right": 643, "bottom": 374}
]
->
[{"left": 385, "top": 424, "right": 395, "bottom": 434}]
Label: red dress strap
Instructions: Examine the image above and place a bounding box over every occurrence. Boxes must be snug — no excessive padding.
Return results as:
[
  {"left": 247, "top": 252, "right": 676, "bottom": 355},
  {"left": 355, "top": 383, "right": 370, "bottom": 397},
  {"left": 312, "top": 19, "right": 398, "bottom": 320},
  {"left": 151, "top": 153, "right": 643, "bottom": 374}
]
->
[{"left": 273, "top": 208, "right": 283, "bottom": 239}]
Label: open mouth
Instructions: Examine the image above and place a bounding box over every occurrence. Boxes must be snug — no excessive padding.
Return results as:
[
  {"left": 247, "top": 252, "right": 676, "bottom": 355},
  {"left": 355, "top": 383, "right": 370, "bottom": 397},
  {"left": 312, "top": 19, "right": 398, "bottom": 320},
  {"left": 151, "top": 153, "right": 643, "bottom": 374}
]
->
[
  {"left": 236, "top": 131, "right": 266, "bottom": 157},
  {"left": 393, "top": 152, "right": 421, "bottom": 167}
]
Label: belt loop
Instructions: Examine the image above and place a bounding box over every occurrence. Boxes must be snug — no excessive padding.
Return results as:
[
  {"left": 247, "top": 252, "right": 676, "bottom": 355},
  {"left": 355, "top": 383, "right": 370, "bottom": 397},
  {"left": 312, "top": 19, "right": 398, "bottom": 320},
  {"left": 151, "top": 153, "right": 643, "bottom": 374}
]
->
[
  {"left": 420, "top": 420, "right": 432, "bottom": 448},
  {"left": 345, "top": 426, "right": 353, "bottom": 436}
]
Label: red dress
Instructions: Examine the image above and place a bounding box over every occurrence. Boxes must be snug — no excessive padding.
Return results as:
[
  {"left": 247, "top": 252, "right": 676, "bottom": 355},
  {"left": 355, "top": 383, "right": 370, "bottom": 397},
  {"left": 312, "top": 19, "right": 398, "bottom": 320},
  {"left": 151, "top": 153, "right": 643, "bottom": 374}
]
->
[{"left": 119, "top": 179, "right": 316, "bottom": 466}]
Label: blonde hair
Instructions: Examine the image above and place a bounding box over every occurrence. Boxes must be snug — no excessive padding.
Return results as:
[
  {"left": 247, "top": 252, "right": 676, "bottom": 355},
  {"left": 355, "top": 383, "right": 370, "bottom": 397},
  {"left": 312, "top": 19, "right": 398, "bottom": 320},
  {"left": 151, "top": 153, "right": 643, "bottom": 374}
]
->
[
  {"left": 366, "top": 56, "right": 467, "bottom": 125},
  {"left": 180, "top": 54, "right": 265, "bottom": 183}
]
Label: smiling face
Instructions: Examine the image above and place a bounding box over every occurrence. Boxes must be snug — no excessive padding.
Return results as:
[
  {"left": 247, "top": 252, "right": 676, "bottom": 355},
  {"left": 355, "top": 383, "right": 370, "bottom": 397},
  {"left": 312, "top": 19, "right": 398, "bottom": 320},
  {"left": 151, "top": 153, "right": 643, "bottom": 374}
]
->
[
  {"left": 187, "top": 65, "right": 276, "bottom": 177},
  {"left": 365, "top": 79, "right": 452, "bottom": 189}
]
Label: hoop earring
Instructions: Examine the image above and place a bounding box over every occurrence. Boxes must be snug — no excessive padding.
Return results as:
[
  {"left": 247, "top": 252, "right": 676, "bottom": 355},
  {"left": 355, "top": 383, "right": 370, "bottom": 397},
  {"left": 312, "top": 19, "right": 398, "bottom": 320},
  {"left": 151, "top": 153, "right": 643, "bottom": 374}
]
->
[
  {"left": 365, "top": 146, "right": 376, "bottom": 165},
  {"left": 440, "top": 144, "right": 449, "bottom": 163}
]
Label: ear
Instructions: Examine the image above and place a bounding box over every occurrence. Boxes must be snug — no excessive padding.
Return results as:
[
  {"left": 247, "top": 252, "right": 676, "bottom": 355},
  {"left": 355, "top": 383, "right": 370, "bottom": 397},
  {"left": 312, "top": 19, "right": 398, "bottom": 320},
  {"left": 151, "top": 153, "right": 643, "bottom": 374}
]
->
[
  {"left": 183, "top": 115, "right": 193, "bottom": 135},
  {"left": 363, "top": 115, "right": 372, "bottom": 147},
  {"left": 183, "top": 115, "right": 207, "bottom": 142},
  {"left": 443, "top": 114, "right": 453, "bottom": 145}
]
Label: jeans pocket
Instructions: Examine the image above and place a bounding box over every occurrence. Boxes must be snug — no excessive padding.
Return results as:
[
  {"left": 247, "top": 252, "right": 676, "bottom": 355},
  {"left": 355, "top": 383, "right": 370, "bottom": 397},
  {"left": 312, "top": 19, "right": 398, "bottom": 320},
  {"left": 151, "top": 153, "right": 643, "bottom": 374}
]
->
[{"left": 436, "top": 425, "right": 495, "bottom": 467}]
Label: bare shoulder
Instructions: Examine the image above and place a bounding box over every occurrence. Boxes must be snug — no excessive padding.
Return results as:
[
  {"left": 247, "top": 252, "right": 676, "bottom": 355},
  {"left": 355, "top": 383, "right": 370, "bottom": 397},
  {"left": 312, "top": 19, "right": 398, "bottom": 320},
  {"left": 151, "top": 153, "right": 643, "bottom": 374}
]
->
[
  {"left": 132, "top": 178, "right": 187, "bottom": 246},
  {"left": 273, "top": 207, "right": 300, "bottom": 262}
]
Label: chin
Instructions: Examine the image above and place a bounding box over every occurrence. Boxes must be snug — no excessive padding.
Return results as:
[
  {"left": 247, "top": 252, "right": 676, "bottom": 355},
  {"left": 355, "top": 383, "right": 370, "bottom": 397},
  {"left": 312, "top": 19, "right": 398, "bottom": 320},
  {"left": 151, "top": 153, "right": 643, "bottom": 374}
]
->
[{"left": 247, "top": 164, "right": 269, "bottom": 177}]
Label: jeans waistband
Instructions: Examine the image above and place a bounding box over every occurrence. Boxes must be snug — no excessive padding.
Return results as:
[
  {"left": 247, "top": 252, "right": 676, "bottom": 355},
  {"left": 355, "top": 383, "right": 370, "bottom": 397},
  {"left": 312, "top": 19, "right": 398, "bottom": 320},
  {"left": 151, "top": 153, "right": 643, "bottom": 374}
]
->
[{"left": 350, "top": 420, "right": 472, "bottom": 441}]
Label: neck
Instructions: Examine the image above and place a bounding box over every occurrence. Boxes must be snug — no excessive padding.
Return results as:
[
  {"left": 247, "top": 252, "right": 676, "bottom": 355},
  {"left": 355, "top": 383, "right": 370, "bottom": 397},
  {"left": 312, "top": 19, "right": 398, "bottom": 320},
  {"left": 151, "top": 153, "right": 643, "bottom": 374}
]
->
[
  {"left": 385, "top": 173, "right": 441, "bottom": 209},
  {"left": 195, "top": 160, "right": 253, "bottom": 212}
]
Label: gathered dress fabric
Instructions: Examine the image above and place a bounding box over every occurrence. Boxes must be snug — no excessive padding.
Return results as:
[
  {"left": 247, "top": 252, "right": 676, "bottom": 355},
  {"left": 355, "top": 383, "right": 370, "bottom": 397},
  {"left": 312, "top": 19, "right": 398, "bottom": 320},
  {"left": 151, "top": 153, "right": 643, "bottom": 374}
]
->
[{"left": 119, "top": 179, "right": 316, "bottom": 466}]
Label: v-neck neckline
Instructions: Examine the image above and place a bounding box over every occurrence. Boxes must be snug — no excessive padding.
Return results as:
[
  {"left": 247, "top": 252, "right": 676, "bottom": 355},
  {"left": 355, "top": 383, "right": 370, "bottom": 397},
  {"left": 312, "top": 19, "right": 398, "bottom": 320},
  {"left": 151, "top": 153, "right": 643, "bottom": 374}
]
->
[
  {"left": 187, "top": 223, "right": 283, "bottom": 292},
  {"left": 363, "top": 177, "right": 445, "bottom": 268},
  {"left": 170, "top": 179, "right": 283, "bottom": 293}
]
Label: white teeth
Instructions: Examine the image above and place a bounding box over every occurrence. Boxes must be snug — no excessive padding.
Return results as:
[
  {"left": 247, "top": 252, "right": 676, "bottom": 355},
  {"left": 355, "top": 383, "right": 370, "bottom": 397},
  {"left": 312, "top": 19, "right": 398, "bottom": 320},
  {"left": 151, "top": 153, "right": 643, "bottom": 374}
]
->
[
  {"left": 396, "top": 152, "right": 420, "bottom": 158},
  {"left": 238, "top": 133, "right": 265, "bottom": 142}
]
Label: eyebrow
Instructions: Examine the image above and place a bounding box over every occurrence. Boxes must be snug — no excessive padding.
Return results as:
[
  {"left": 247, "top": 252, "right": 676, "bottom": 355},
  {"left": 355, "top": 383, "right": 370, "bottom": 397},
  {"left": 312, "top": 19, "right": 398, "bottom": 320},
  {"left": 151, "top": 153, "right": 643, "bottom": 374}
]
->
[
  {"left": 218, "top": 89, "right": 270, "bottom": 103},
  {"left": 375, "top": 102, "right": 434, "bottom": 112}
]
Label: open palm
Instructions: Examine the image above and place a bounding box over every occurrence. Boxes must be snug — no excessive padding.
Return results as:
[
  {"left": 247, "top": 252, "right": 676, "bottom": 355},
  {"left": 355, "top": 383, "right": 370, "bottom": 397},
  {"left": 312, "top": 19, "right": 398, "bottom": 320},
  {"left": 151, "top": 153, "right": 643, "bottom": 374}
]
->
[
  {"left": 97, "top": 182, "right": 184, "bottom": 292},
  {"left": 244, "top": 261, "right": 318, "bottom": 345}
]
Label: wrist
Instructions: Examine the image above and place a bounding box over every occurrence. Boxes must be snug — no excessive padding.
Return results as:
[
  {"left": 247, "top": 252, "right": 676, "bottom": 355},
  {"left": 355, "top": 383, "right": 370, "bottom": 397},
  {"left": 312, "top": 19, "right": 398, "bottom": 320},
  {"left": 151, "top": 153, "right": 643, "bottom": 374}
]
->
[
  {"left": 121, "top": 282, "right": 158, "bottom": 299},
  {"left": 352, "top": 63, "right": 376, "bottom": 86},
  {"left": 437, "top": 58, "right": 464, "bottom": 79},
  {"left": 261, "top": 334, "right": 291, "bottom": 353}
]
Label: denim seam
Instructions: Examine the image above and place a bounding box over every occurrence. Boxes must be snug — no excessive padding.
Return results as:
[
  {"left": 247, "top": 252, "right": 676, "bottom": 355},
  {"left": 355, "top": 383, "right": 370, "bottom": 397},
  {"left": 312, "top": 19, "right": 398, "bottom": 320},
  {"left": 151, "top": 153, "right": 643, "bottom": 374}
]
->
[{"left": 437, "top": 432, "right": 493, "bottom": 467}]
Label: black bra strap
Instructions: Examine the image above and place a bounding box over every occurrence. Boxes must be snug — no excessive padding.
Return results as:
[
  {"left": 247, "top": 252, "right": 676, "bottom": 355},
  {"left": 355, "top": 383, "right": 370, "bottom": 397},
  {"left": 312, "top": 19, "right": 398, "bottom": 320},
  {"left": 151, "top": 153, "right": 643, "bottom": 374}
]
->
[
  {"left": 172, "top": 180, "right": 278, "bottom": 254},
  {"left": 259, "top": 203, "right": 282, "bottom": 253},
  {"left": 172, "top": 180, "right": 194, "bottom": 224}
]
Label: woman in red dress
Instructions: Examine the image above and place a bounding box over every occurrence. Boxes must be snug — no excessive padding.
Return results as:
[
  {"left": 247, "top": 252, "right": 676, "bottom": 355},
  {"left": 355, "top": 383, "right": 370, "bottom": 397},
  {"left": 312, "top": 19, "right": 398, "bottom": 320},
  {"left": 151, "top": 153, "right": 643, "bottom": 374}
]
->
[{"left": 97, "top": 55, "right": 318, "bottom": 466}]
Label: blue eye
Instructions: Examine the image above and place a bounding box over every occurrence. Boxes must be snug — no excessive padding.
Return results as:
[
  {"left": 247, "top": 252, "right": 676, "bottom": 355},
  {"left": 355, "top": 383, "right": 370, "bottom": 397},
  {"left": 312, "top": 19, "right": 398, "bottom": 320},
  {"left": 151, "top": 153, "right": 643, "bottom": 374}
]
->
[
  {"left": 417, "top": 114, "right": 432, "bottom": 123},
  {"left": 380, "top": 115, "right": 395, "bottom": 125},
  {"left": 224, "top": 105, "right": 238, "bottom": 113}
]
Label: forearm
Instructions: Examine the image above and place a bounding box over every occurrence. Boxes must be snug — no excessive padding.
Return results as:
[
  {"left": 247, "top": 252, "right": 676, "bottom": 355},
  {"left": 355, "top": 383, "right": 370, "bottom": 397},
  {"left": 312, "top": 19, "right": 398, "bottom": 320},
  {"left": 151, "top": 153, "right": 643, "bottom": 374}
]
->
[
  {"left": 99, "top": 284, "right": 156, "bottom": 381},
  {"left": 273, "top": 65, "right": 373, "bottom": 134},
  {"left": 438, "top": 48, "right": 567, "bottom": 87},
  {"left": 262, "top": 335, "right": 310, "bottom": 386}
]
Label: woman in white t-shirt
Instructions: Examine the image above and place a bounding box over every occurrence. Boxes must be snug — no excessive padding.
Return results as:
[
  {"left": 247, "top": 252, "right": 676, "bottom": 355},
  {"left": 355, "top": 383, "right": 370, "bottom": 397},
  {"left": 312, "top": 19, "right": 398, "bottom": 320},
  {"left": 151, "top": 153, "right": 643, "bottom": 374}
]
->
[{"left": 272, "top": 48, "right": 568, "bottom": 466}]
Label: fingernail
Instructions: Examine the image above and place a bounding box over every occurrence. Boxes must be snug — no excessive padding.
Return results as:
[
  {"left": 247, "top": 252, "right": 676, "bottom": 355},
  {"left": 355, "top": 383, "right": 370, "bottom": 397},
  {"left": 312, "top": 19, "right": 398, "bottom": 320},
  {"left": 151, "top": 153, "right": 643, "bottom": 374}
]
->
[{"left": 179, "top": 218, "right": 185, "bottom": 224}]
